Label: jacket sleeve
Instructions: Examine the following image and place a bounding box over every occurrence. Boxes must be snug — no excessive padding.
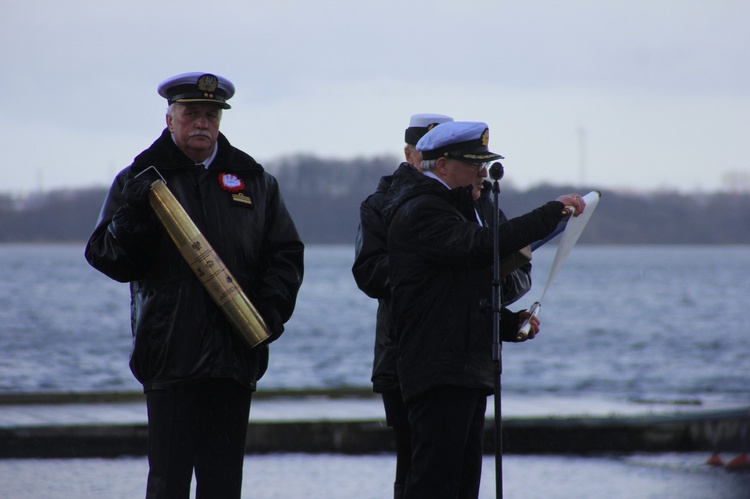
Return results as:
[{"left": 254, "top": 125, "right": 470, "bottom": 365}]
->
[
  {"left": 253, "top": 176, "right": 305, "bottom": 340},
  {"left": 495, "top": 201, "right": 566, "bottom": 257},
  {"left": 84, "top": 173, "right": 159, "bottom": 283},
  {"left": 352, "top": 194, "right": 390, "bottom": 299},
  {"left": 500, "top": 308, "right": 523, "bottom": 342},
  {"left": 502, "top": 262, "right": 532, "bottom": 305},
  {"left": 391, "top": 196, "right": 565, "bottom": 269}
]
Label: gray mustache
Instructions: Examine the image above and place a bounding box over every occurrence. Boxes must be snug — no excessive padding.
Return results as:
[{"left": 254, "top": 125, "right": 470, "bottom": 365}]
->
[{"left": 189, "top": 131, "right": 212, "bottom": 138}]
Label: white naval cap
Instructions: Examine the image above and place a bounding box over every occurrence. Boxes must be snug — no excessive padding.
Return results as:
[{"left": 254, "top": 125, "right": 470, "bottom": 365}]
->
[
  {"left": 417, "top": 121, "right": 504, "bottom": 163},
  {"left": 404, "top": 113, "right": 454, "bottom": 145},
  {"left": 157, "top": 72, "right": 236, "bottom": 109}
]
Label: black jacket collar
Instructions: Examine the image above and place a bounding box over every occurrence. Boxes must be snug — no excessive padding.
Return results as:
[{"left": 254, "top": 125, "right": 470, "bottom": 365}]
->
[{"left": 130, "top": 128, "right": 264, "bottom": 175}]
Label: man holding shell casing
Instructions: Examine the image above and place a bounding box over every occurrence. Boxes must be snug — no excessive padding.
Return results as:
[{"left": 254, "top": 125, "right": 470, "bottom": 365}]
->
[{"left": 85, "top": 72, "right": 304, "bottom": 499}]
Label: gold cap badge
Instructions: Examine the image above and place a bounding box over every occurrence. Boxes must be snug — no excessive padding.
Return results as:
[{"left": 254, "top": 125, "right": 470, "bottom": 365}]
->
[{"left": 198, "top": 74, "right": 219, "bottom": 93}]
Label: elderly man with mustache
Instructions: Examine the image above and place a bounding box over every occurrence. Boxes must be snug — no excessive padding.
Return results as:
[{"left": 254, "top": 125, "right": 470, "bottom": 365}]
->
[{"left": 85, "top": 72, "right": 304, "bottom": 499}]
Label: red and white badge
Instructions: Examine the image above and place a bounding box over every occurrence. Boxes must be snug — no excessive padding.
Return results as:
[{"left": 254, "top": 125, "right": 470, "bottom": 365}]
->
[{"left": 218, "top": 173, "right": 245, "bottom": 193}]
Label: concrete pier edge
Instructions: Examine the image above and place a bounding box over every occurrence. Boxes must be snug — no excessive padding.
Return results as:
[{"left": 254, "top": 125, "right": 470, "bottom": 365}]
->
[{"left": 1, "top": 389, "right": 747, "bottom": 458}]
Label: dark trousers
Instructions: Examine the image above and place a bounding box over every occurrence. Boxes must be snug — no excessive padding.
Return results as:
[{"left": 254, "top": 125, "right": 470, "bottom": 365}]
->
[
  {"left": 404, "top": 386, "right": 487, "bottom": 499},
  {"left": 145, "top": 378, "right": 252, "bottom": 499},
  {"left": 382, "top": 389, "right": 412, "bottom": 491}
]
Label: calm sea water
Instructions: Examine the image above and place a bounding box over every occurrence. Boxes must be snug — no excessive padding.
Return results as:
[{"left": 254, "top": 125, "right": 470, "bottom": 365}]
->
[
  {"left": 2, "top": 244, "right": 750, "bottom": 498},
  {"left": 0, "top": 243, "right": 748, "bottom": 408},
  {"left": 3, "top": 453, "right": 749, "bottom": 499}
]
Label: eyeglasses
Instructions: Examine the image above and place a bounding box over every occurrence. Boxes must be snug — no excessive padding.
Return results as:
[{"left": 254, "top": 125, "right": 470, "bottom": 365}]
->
[{"left": 452, "top": 159, "right": 489, "bottom": 170}]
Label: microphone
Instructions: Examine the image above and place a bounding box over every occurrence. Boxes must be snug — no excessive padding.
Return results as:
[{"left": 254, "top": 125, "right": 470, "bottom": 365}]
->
[{"left": 489, "top": 162, "right": 504, "bottom": 181}]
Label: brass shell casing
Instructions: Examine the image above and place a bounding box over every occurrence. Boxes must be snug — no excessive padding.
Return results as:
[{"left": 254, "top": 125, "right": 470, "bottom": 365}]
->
[{"left": 148, "top": 179, "right": 271, "bottom": 348}]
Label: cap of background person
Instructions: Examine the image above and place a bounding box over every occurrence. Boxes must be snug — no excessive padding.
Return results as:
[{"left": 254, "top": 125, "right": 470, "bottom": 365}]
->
[
  {"left": 417, "top": 121, "right": 504, "bottom": 163},
  {"left": 404, "top": 113, "right": 454, "bottom": 145},
  {"left": 157, "top": 72, "right": 235, "bottom": 109}
]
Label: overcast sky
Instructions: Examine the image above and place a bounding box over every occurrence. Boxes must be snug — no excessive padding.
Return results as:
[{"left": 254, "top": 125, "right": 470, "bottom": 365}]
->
[{"left": 2, "top": 0, "right": 748, "bottom": 195}]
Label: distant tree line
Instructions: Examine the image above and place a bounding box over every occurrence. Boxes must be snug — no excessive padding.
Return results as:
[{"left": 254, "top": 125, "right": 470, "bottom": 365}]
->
[{"left": 2, "top": 154, "right": 749, "bottom": 245}]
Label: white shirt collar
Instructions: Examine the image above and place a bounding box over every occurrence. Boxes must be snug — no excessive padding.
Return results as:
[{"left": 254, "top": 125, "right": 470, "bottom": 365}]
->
[
  {"left": 169, "top": 134, "right": 218, "bottom": 168},
  {"left": 200, "top": 143, "right": 218, "bottom": 168},
  {"left": 424, "top": 171, "right": 450, "bottom": 189}
]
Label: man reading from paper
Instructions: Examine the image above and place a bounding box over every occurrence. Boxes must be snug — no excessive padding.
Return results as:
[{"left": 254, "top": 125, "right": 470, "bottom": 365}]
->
[{"left": 383, "top": 121, "right": 584, "bottom": 498}]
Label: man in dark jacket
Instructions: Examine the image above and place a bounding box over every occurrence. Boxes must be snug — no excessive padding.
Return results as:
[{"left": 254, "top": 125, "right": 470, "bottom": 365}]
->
[
  {"left": 352, "top": 114, "right": 533, "bottom": 499},
  {"left": 383, "top": 121, "right": 585, "bottom": 498},
  {"left": 85, "top": 72, "right": 304, "bottom": 499},
  {"left": 352, "top": 113, "right": 451, "bottom": 499}
]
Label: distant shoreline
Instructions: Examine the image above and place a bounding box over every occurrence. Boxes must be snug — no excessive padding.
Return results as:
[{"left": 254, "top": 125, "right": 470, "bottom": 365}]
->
[{"left": 3, "top": 177, "right": 750, "bottom": 245}]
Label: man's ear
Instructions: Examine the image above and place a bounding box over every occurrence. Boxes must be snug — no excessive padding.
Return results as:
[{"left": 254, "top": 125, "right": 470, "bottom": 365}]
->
[
  {"left": 166, "top": 113, "right": 173, "bottom": 132},
  {"left": 436, "top": 157, "right": 449, "bottom": 174}
]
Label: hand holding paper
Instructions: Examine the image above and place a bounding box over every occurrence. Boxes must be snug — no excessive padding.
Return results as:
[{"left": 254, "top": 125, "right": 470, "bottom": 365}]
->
[{"left": 517, "top": 191, "right": 601, "bottom": 340}]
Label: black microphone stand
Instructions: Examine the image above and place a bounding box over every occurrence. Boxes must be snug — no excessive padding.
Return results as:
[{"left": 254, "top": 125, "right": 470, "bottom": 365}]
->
[{"left": 488, "top": 161, "right": 505, "bottom": 499}]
